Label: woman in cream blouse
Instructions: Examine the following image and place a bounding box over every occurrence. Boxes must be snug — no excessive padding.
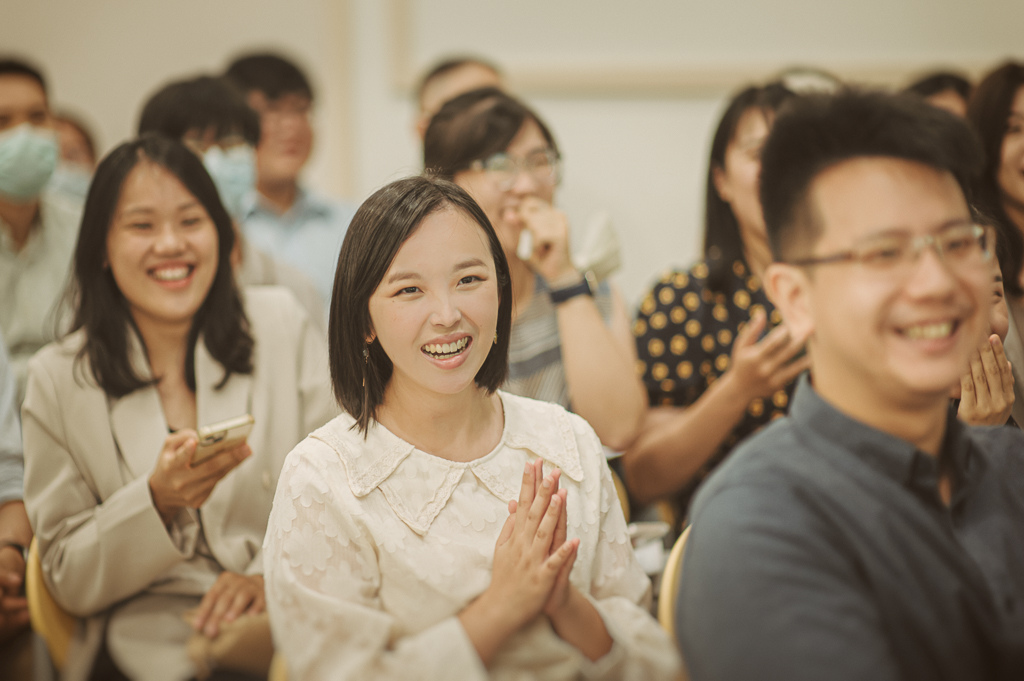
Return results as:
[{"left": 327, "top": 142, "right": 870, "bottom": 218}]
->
[
  {"left": 263, "top": 176, "right": 680, "bottom": 680},
  {"left": 21, "top": 135, "right": 336, "bottom": 681}
]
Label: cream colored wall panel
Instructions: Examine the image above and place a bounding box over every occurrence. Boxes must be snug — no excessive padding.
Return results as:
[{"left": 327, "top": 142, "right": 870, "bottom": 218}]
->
[{"left": 389, "top": 0, "right": 1024, "bottom": 95}]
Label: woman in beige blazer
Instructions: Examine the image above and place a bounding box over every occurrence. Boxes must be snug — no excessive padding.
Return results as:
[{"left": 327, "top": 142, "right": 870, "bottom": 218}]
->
[{"left": 21, "top": 135, "right": 337, "bottom": 681}]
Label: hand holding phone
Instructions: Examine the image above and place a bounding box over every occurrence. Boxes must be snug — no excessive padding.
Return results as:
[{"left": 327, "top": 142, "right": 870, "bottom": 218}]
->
[
  {"left": 149, "top": 427, "right": 252, "bottom": 525},
  {"left": 193, "top": 414, "right": 255, "bottom": 464}
]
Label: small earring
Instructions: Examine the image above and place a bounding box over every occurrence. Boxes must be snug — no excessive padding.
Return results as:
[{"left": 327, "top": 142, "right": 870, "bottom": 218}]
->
[
  {"left": 493, "top": 332, "right": 498, "bottom": 346},
  {"left": 363, "top": 346, "right": 369, "bottom": 363}
]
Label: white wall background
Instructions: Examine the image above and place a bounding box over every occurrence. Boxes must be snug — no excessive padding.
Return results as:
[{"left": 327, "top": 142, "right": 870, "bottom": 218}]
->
[{"left": 4, "top": 0, "right": 1023, "bottom": 304}]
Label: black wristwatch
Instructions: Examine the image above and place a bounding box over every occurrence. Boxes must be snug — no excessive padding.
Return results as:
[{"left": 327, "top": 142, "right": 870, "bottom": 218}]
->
[
  {"left": 0, "top": 540, "right": 28, "bottom": 564},
  {"left": 549, "top": 271, "right": 597, "bottom": 305}
]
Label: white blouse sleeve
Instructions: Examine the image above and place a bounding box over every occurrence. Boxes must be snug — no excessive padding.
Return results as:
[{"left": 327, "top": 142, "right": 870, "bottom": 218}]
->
[
  {"left": 572, "top": 417, "right": 683, "bottom": 680},
  {"left": 263, "top": 442, "right": 489, "bottom": 681}
]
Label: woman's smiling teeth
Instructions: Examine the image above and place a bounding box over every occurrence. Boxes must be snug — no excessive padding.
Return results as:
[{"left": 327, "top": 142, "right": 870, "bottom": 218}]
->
[
  {"left": 151, "top": 265, "right": 192, "bottom": 282},
  {"left": 422, "top": 337, "right": 470, "bottom": 358},
  {"left": 903, "top": 321, "right": 954, "bottom": 340}
]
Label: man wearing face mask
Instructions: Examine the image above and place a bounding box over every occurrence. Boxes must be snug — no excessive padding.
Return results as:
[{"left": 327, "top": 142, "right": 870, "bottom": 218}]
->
[
  {"left": 137, "top": 75, "right": 326, "bottom": 331},
  {"left": 0, "top": 57, "right": 83, "bottom": 405},
  {"left": 47, "top": 110, "right": 99, "bottom": 202}
]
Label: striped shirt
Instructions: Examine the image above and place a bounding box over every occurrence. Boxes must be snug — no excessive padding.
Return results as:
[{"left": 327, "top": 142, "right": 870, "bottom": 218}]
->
[{"left": 505, "top": 274, "right": 614, "bottom": 410}]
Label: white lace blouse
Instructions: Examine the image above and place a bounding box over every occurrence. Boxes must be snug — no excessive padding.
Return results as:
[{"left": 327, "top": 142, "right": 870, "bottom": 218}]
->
[{"left": 263, "top": 392, "right": 681, "bottom": 680}]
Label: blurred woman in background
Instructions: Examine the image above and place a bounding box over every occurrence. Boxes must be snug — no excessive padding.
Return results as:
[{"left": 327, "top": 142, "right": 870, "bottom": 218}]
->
[
  {"left": 968, "top": 61, "right": 1024, "bottom": 426},
  {"left": 624, "top": 82, "right": 810, "bottom": 521},
  {"left": 423, "top": 88, "right": 645, "bottom": 452}
]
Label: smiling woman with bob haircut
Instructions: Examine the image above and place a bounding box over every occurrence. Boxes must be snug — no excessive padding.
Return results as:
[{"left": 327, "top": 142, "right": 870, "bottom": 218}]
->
[
  {"left": 21, "top": 134, "right": 336, "bottom": 681},
  {"left": 262, "top": 175, "right": 680, "bottom": 680}
]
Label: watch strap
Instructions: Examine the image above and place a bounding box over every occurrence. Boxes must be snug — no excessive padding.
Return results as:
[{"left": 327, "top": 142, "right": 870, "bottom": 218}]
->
[{"left": 549, "top": 271, "right": 596, "bottom": 305}]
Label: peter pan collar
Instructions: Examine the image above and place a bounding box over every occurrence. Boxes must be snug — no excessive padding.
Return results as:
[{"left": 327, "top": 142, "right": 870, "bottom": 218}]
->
[{"left": 313, "top": 392, "right": 586, "bottom": 534}]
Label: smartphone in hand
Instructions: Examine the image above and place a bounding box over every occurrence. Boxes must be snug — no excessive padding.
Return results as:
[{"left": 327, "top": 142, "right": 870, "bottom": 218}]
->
[{"left": 192, "top": 414, "right": 254, "bottom": 464}]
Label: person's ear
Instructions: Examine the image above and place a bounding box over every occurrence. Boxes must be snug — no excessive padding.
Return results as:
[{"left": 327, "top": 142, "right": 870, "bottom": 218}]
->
[
  {"left": 764, "top": 262, "right": 815, "bottom": 340},
  {"left": 415, "top": 114, "right": 430, "bottom": 142},
  {"left": 712, "top": 164, "right": 731, "bottom": 203}
]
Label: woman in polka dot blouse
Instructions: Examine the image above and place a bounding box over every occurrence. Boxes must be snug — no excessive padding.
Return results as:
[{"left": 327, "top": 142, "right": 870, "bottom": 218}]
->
[{"left": 623, "top": 82, "right": 812, "bottom": 523}]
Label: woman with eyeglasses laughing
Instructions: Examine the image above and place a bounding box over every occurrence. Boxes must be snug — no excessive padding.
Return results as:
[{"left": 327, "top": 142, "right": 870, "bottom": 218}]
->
[{"left": 424, "top": 88, "right": 646, "bottom": 454}]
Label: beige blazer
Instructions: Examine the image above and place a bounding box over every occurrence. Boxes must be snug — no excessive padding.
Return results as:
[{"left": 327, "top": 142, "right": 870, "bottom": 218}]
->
[{"left": 21, "top": 286, "right": 338, "bottom": 681}]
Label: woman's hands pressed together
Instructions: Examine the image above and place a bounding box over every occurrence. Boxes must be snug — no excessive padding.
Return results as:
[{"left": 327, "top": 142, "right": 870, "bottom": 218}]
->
[
  {"left": 505, "top": 466, "right": 580, "bottom": 620},
  {"left": 148, "top": 430, "right": 251, "bottom": 526},
  {"left": 489, "top": 459, "right": 578, "bottom": 627},
  {"left": 459, "top": 459, "right": 578, "bottom": 666}
]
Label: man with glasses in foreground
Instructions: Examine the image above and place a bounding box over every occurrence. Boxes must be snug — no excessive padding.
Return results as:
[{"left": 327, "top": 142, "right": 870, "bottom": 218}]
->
[{"left": 676, "top": 90, "right": 1024, "bottom": 680}]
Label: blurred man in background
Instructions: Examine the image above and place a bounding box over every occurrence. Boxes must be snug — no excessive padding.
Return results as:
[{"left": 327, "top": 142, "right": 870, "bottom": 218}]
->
[{"left": 225, "top": 53, "right": 356, "bottom": 305}]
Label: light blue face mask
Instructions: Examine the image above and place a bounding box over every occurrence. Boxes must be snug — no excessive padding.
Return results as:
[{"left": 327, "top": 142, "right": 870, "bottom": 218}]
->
[
  {"left": 203, "top": 145, "right": 256, "bottom": 220},
  {"left": 0, "top": 123, "right": 60, "bottom": 201},
  {"left": 47, "top": 163, "right": 93, "bottom": 201}
]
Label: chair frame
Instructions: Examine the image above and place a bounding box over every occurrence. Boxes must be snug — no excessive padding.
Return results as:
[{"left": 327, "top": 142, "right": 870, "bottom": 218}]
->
[
  {"left": 25, "top": 536, "right": 77, "bottom": 671},
  {"left": 657, "top": 524, "right": 691, "bottom": 638}
]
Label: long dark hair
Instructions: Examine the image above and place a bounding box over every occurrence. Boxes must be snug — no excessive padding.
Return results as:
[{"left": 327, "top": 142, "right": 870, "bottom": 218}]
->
[
  {"left": 329, "top": 176, "right": 513, "bottom": 433},
  {"left": 72, "top": 134, "right": 253, "bottom": 396},
  {"left": 967, "top": 61, "right": 1024, "bottom": 297},
  {"left": 704, "top": 82, "right": 796, "bottom": 291}
]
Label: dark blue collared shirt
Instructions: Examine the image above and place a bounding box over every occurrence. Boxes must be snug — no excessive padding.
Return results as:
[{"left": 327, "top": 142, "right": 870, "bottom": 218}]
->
[{"left": 678, "top": 375, "right": 1024, "bottom": 681}]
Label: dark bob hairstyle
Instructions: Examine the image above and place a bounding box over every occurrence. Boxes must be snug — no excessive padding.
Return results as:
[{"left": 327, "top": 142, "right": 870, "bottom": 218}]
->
[
  {"left": 703, "top": 81, "right": 796, "bottom": 292},
  {"left": 423, "top": 87, "right": 559, "bottom": 179},
  {"left": 967, "top": 61, "right": 1024, "bottom": 297},
  {"left": 329, "top": 175, "right": 513, "bottom": 433},
  {"left": 72, "top": 134, "right": 253, "bottom": 397}
]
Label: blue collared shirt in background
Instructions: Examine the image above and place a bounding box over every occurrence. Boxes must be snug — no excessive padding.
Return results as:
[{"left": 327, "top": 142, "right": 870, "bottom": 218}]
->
[{"left": 239, "top": 188, "right": 357, "bottom": 305}]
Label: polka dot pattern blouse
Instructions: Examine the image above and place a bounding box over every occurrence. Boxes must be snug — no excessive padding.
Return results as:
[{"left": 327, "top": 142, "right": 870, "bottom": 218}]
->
[{"left": 633, "top": 259, "right": 795, "bottom": 513}]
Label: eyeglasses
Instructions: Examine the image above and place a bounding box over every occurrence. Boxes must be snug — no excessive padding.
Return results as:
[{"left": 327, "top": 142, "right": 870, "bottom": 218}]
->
[
  {"left": 182, "top": 134, "right": 251, "bottom": 156},
  {"left": 786, "top": 222, "right": 994, "bottom": 275},
  {"left": 469, "top": 149, "right": 561, "bottom": 190},
  {"left": 261, "top": 101, "right": 311, "bottom": 122}
]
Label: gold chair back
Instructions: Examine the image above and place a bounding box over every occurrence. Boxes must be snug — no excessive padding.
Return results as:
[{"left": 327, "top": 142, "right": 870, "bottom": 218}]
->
[
  {"left": 657, "top": 524, "right": 691, "bottom": 637},
  {"left": 610, "top": 468, "right": 630, "bottom": 524},
  {"left": 26, "top": 537, "right": 77, "bottom": 671}
]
